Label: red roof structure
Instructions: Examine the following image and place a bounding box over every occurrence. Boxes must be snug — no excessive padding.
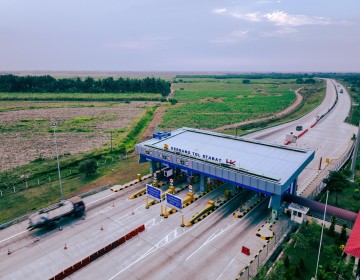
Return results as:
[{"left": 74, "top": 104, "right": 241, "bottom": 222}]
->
[{"left": 345, "top": 212, "right": 360, "bottom": 258}]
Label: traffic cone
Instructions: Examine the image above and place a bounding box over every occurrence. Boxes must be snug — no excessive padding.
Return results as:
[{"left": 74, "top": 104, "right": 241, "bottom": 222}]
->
[
  {"left": 64, "top": 244, "right": 67, "bottom": 250},
  {"left": 7, "top": 249, "right": 11, "bottom": 255}
]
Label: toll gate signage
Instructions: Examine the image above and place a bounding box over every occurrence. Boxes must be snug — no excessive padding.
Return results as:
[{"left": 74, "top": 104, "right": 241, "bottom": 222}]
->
[
  {"left": 166, "top": 193, "right": 182, "bottom": 212},
  {"left": 146, "top": 184, "right": 162, "bottom": 201}
]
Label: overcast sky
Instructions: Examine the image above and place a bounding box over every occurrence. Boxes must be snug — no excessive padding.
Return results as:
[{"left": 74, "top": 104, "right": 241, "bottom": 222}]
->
[{"left": 0, "top": 0, "right": 359, "bottom": 72}]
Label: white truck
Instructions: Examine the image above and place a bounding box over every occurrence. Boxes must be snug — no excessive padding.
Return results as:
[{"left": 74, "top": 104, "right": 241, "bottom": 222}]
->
[{"left": 28, "top": 197, "right": 85, "bottom": 230}]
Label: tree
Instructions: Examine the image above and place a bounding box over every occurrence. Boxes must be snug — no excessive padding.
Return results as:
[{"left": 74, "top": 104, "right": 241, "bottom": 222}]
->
[
  {"left": 340, "top": 224, "right": 347, "bottom": 241},
  {"left": 306, "top": 222, "right": 321, "bottom": 246},
  {"left": 299, "top": 258, "right": 305, "bottom": 271},
  {"left": 242, "top": 79, "right": 251, "bottom": 84},
  {"left": 79, "top": 159, "right": 98, "bottom": 176},
  {"left": 284, "top": 254, "right": 290, "bottom": 268},
  {"left": 329, "top": 215, "right": 337, "bottom": 236},
  {"left": 323, "top": 171, "right": 351, "bottom": 204},
  {"left": 251, "top": 265, "right": 268, "bottom": 280},
  {"left": 290, "top": 231, "right": 308, "bottom": 249},
  {"left": 284, "top": 265, "right": 297, "bottom": 280}
]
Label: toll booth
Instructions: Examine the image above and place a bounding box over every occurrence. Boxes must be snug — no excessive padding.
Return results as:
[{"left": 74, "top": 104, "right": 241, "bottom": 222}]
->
[
  {"left": 136, "top": 127, "right": 314, "bottom": 215},
  {"left": 288, "top": 202, "right": 309, "bottom": 224}
]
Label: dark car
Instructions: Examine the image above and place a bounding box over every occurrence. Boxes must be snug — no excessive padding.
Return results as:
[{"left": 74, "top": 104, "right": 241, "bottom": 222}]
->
[{"left": 296, "top": 125, "right": 303, "bottom": 131}]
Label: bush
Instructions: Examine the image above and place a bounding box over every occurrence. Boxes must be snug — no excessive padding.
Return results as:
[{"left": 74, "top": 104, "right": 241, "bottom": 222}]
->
[
  {"left": 299, "top": 258, "right": 305, "bottom": 271},
  {"left": 284, "top": 254, "right": 290, "bottom": 268},
  {"left": 340, "top": 224, "right": 347, "bottom": 241},
  {"left": 79, "top": 159, "right": 98, "bottom": 176},
  {"left": 354, "top": 189, "right": 360, "bottom": 200},
  {"left": 329, "top": 215, "right": 337, "bottom": 236},
  {"left": 118, "top": 143, "right": 126, "bottom": 154},
  {"left": 169, "top": 99, "right": 178, "bottom": 105}
]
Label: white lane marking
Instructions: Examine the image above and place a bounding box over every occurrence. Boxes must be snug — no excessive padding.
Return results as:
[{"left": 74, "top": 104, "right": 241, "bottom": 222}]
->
[
  {"left": 185, "top": 227, "right": 229, "bottom": 261},
  {"left": 93, "top": 206, "right": 113, "bottom": 216},
  {"left": 107, "top": 191, "right": 248, "bottom": 280},
  {"left": 216, "top": 257, "right": 237, "bottom": 280},
  {"left": 107, "top": 226, "right": 189, "bottom": 280},
  {"left": 114, "top": 204, "right": 146, "bottom": 223},
  {"left": 0, "top": 230, "right": 28, "bottom": 244},
  {"left": 185, "top": 194, "right": 261, "bottom": 261},
  {"left": 87, "top": 192, "right": 116, "bottom": 205}
]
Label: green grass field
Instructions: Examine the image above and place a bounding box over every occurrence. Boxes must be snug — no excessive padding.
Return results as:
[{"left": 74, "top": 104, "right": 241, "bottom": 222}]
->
[
  {"left": 162, "top": 78, "right": 305, "bottom": 129},
  {"left": 318, "top": 184, "right": 360, "bottom": 213}
]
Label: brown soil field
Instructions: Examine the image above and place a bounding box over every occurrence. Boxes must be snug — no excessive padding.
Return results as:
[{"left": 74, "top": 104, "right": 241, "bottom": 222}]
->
[{"left": 0, "top": 101, "right": 158, "bottom": 172}]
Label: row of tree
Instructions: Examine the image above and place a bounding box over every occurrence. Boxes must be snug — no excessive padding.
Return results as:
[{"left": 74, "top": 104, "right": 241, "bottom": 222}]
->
[
  {"left": 175, "top": 73, "right": 318, "bottom": 80},
  {"left": 295, "top": 78, "right": 317, "bottom": 84},
  {"left": 0, "top": 75, "right": 171, "bottom": 96}
]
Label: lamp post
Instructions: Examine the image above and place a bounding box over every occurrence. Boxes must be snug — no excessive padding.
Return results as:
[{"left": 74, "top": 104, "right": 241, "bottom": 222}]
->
[
  {"left": 315, "top": 190, "right": 329, "bottom": 279},
  {"left": 51, "top": 122, "right": 63, "bottom": 200}
]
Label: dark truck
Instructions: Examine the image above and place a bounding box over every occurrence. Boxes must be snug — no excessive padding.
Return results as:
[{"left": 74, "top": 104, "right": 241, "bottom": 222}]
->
[{"left": 28, "top": 197, "right": 85, "bottom": 230}]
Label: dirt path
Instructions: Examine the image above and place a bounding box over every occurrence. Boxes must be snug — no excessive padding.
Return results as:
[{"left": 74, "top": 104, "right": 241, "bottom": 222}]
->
[
  {"left": 166, "top": 83, "right": 175, "bottom": 100},
  {"left": 213, "top": 89, "right": 303, "bottom": 132},
  {"left": 140, "top": 84, "right": 175, "bottom": 141},
  {"left": 140, "top": 106, "right": 167, "bottom": 141}
]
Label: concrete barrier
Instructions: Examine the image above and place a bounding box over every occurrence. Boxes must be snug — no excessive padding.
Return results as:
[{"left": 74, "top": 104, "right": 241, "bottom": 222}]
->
[{"left": 50, "top": 224, "right": 145, "bottom": 279}]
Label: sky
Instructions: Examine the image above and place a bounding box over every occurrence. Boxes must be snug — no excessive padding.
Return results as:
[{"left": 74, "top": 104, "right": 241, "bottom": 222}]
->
[{"left": 0, "top": 0, "right": 359, "bottom": 72}]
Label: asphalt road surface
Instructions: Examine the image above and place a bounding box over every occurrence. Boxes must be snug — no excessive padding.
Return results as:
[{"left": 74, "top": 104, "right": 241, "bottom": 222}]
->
[{"left": 0, "top": 79, "right": 356, "bottom": 280}]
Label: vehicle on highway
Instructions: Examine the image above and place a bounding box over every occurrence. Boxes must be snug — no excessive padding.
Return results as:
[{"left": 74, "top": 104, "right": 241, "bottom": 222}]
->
[
  {"left": 340, "top": 89, "right": 343, "bottom": 93},
  {"left": 296, "top": 125, "right": 303, "bottom": 131},
  {"left": 28, "top": 197, "right": 85, "bottom": 230}
]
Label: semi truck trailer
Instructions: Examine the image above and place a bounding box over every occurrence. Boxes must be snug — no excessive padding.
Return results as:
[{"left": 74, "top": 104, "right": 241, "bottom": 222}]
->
[{"left": 28, "top": 197, "right": 85, "bottom": 230}]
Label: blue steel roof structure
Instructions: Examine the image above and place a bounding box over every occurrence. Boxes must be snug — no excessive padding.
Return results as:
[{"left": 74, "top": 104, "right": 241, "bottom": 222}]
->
[{"left": 136, "top": 128, "right": 315, "bottom": 196}]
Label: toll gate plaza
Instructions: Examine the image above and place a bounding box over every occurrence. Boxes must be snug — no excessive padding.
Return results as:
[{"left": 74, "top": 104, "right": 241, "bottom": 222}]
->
[{"left": 135, "top": 127, "right": 315, "bottom": 214}]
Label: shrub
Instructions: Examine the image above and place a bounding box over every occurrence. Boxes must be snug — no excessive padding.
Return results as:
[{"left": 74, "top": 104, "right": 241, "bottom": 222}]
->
[
  {"left": 329, "top": 215, "right": 337, "bottom": 236},
  {"left": 354, "top": 189, "right": 360, "bottom": 200},
  {"left": 299, "top": 258, "right": 305, "bottom": 271},
  {"left": 169, "top": 99, "right": 178, "bottom": 105},
  {"left": 340, "top": 224, "right": 347, "bottom": 241},
  {"left": 284, "top": 254, "right": 290, "bottom": 268},
  {"left": 79, "top": 159, "right": 98, "bottom": 176}
]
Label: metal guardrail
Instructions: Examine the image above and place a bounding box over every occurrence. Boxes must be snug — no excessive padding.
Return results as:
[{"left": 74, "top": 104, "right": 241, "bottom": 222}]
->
[
  {"left": 306, "top": 141, "right": 355, "bottom": 200},
  {"left": 79, "top": 184, "right": 111, "bottom": 198}
]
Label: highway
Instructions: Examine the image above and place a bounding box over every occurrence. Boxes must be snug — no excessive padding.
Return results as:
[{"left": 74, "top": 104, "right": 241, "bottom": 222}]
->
[{"left": 0, "top": 79, "right": 356, "bottom": 280}]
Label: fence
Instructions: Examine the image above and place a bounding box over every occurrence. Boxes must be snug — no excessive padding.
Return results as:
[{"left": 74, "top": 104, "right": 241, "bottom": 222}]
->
[
  {"left": 0, "top": 153, "right": 133, "bottom": 198},
  {"left": 237, "top": 218, "right": 295, "bottom": 280}
]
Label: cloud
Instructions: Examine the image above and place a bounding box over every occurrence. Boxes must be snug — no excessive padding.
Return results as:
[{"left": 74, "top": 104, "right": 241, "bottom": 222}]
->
[
  {"left": 231, "top": 12, "right": 262, "bottom": 22},
  {"left": 105, "top": 37, "right": 168, "bottom": 51},
  {"left": 213, "top": 8, "right": 227, "bottom": 14},
  {"left": 210, "top": 30, "right": 249, "bottom": 44},
  {"left": 227, "top": 10, "right": 331, "bottom": 26},
  {"left": 264, "top": 11, "right": 331, "bottom": 26}
]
